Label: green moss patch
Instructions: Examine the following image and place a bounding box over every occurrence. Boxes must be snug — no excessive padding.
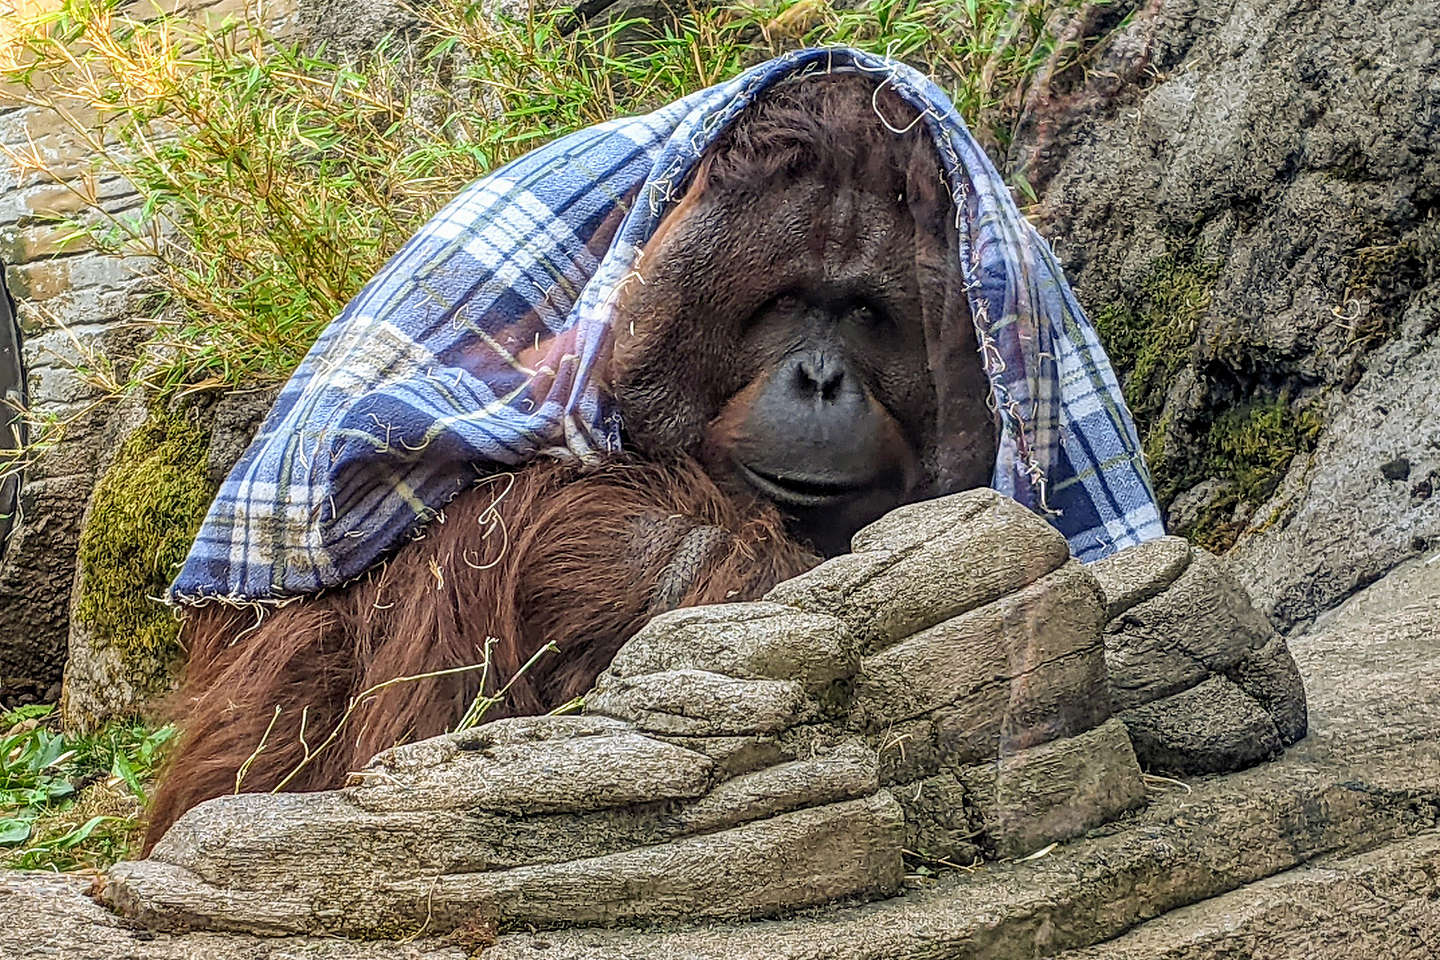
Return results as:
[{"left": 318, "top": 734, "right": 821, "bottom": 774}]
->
[
  {"left": 74, "top": 404, "right": 213, "bottom": 665},
  {"left": 1174, "top": 399, "right": 1324, "bottom": 552},
  {"left": 1092, "top": 252, "right": 1220, "bottom": 431},
  {"left": 1205, "top": 400, "right": 1323, "bottom": 505},
  {"left": 1093, "top": 250, "right": 1326, "bottom": 550}
]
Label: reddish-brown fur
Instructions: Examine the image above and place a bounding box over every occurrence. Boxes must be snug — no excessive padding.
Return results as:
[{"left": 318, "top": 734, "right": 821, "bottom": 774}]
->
[{"left": 145, "top": 458, "right": 818, "bottom": 850}]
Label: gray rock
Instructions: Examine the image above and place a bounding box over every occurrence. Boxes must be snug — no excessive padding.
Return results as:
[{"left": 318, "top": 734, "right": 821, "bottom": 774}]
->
[
  {"left": 202, "top": 386, "right": 280, "bottom": 487},
  {"left": 23, "top": 539, "right": 1440, "bottom": 959},
  {"left": 0, "top": 268, "right": 151, "bottom": 703},
  {"left": 1119, "top": 675, "right": 1283, "bottom": 776},
  {"left": 891, "top": 772, "right": 984, "bottom": 865},
  {"left": 1104, "top": 549, "right": 1276, "bottom": 711},
  {"left": 1088, "top": 536, "right": 1194, "bottom": 620},
  {"left": 101, "top": 494, "right": 1163, "bottom": 936},
  {"left": 766, "top": 489, "right": 1071, "bottom": 650},
  {"left": 1010, "top": 0, "right": 1440, "bottom": 629},
  {"left": 344, "top": 719, "right": 716, "bottom": 815},
  {"left": 137, "top": 738, "right": 876, "bottom": 903},
  {"left": 1097, "top": 545, "right": 1305, "bottom": 775},
  {"left": 1227, "top": 332, "right": 1440, "bottom": 627},
  {"left": 587, "top": 669, "right": 812, "bottom": 736},
  {"left": 0, "top": 473, "right": 96, "bottom": 699},
  {"left": 1057, "top": 832, "right": 1440, "bottom": 960},
  {"left": 852, "top": 560, "right": 1110, "bottom": 758},
  {"left": 371, "top": 793, "right": 906, "bottom": 932},
  {"left": 1, "top": 872, "right": 466, "bottom": 960},
  {"left": 991, "top": 718, "right": 1147, "bottom": 859},
  {"left": 607, "top": 601, "right": 857, "bottom": 695},
  {"left": 1227, "top": 634, "right": 1308, "bottom": 745},
  {"left": 112, "top": 792, "right": 907, "bottom": 937}
]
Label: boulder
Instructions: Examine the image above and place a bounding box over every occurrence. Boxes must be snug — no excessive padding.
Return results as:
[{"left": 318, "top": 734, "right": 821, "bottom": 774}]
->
[
  {"left": 1092, "top": 537, "right": 1307, "bottom": 774},
  {"left": 60, "top": 385, "right": 279, "bottom": 728}
]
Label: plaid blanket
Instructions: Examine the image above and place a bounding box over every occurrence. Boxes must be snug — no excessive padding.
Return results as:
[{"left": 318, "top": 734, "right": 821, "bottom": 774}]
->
[{"left": 169, "top": 47, "right": 1164, "bottom": 605}]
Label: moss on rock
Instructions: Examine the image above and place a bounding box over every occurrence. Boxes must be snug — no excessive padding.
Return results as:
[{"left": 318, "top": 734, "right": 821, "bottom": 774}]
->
[
  {"left": 1093, "top": 253, "right": 1220, "bottom": 431},
  {"left": 1174, "top": 400, "right": 1325, "bottom": 552},
  {"left": 1093, "top": 250, "right": 1325, "bottom": 551},
  {"left": 74, "top": 404, "right": 213, "bottom": 668}
]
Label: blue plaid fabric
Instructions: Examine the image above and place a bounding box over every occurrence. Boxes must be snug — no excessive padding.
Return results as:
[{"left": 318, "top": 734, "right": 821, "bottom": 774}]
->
[{"left": 170, "top": 47, "right": 1164, "bottom": 604}]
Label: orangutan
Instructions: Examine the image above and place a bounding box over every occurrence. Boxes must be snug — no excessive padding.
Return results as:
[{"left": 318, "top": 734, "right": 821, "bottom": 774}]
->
[{"left": 144, "top": 74, "right": 995, "bottom": 848}]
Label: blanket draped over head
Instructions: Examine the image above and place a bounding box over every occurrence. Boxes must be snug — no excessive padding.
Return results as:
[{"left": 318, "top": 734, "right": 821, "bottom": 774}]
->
[{"left": 169, "top": 47, "right": 1165, "bottom": 605}]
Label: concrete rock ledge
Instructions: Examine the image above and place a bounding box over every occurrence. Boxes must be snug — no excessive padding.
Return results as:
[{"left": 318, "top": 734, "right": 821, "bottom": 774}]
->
[
  {"left": 1, "top": 490, "right": 1369, "bottom": 959},
  {"left": 100, "top": 490, "right": 1167, "bottom": 936}
]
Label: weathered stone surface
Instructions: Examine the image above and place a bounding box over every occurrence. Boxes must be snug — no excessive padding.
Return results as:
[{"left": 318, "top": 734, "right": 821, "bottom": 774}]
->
[
  {"left": 469, "top": 557, "right": 1440, "bottom": 957},
  {"left": 766, "top": 489, "right": 1071, "bottom": 650},
  {"left": 666, "top": 738, "right": 879, "bottom": 835},
  {"left": 1088, "top": 535, "right": 1193, "bottom": 620},
  {"left": 587, "top": 669, "right": 811, "bottom": 735},
  {"left": 1104, "top": 548, "right": 1275, "bottom": 711},
  {"left": 14, "top": 546, "right": 1440, "bottom": 958},
  {"left": 202, "top": 385, "right": 281, "bottom": 486},
  {"left": 607, "top": 601, "right": 857, "bottom": 694},
  {"left": 1228, "top": 334, "right": 1440, "bottom": 629},
  {"left": 891, "top": 772, "right": 983, "bottom": 865},
  {"left": 1096, "top": 545, "right": 1306, "bottom": 776},
  {"left": 1227, "top": 633, "right": 1308, "bottom": 745},
  {"left": 132, "top": 738, "right": 875, "bottom": 907},
  {"left": 98, "top": 494, "right": 1158, "bottom": 938},
  {"left": 852, "top": 560, "right": 1110, "bottom": 759},
  {"left": 990, "top": 717, "right": 1147, "bottom": 858},
  {"left": 1056, "top": 832, "right": 1440, "bottom": 960},
  {"left": 0, "top": 872, "right": 465, "bottom": 960},
  {"left": 1119, "top": 675, "right": 1283, "bottom": 776},
  {"left": 348, "top": 716, "right": 714, "bottom": 813},
  {"left": 1010, "top": 0, "right": 1440, "bottom": 630},
  {"left": 379, "top": 792, "right": 906, "bottom": 932},
  {"left": 113, "top": 792, "right": 907, "bottom": 937},
  {"left": 0, "top": 473, "right": 91, "bottom": 700},
  {"left": 0, "top": 250, "right": 153, "bottom": 702}
]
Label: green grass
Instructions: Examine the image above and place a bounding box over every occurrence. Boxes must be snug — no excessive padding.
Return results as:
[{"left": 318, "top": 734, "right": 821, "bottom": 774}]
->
[{"left": 0, "top": 705, "right": 174, "bottom": 871}]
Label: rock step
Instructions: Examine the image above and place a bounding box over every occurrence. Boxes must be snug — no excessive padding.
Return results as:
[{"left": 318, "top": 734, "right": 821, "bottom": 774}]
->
[{"left": 1056, "top": 830, "right": 1440, "bottom": 960}]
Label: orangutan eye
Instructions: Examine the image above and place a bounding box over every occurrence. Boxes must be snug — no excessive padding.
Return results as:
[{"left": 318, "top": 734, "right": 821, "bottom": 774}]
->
[{"left": 848, "top": 301, "right": 893, "bottom": 333}]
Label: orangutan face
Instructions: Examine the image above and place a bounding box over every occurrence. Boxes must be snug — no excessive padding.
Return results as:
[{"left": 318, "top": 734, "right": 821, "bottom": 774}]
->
[{"left": 611, "top": 76, "right": 994, "bottom": 555}]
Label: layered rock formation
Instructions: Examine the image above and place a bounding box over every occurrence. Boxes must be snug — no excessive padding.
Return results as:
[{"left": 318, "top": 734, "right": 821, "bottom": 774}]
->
[
  {"left": 1010, "top": 0, "right": 1440, "bottom": 628},
  {"left": 94, "top": 491, "right": 1304, "bottom": 939},
  {"left": 6, "top": 495, "right": 1438, "bottom": 959}
]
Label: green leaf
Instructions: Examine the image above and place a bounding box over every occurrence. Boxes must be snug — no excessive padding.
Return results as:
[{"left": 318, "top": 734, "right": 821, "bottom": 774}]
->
[
  {"left": 0, "top": 818, "right": 32, "bottom": 845},
  {"left": 113, "top": 750, "right": 143, "bottom": 798},
  {"left": 33, "top": 733, "right": 66, "bottom": 771},
  {"left": 54, "top": 815, "right": 111, "bottom": 850},
  {"left": 3, "top": 704, "right": 55, "bottom": 724},
  {"left": 44, "top": 779, "right": 75, "bottom": 803}
]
